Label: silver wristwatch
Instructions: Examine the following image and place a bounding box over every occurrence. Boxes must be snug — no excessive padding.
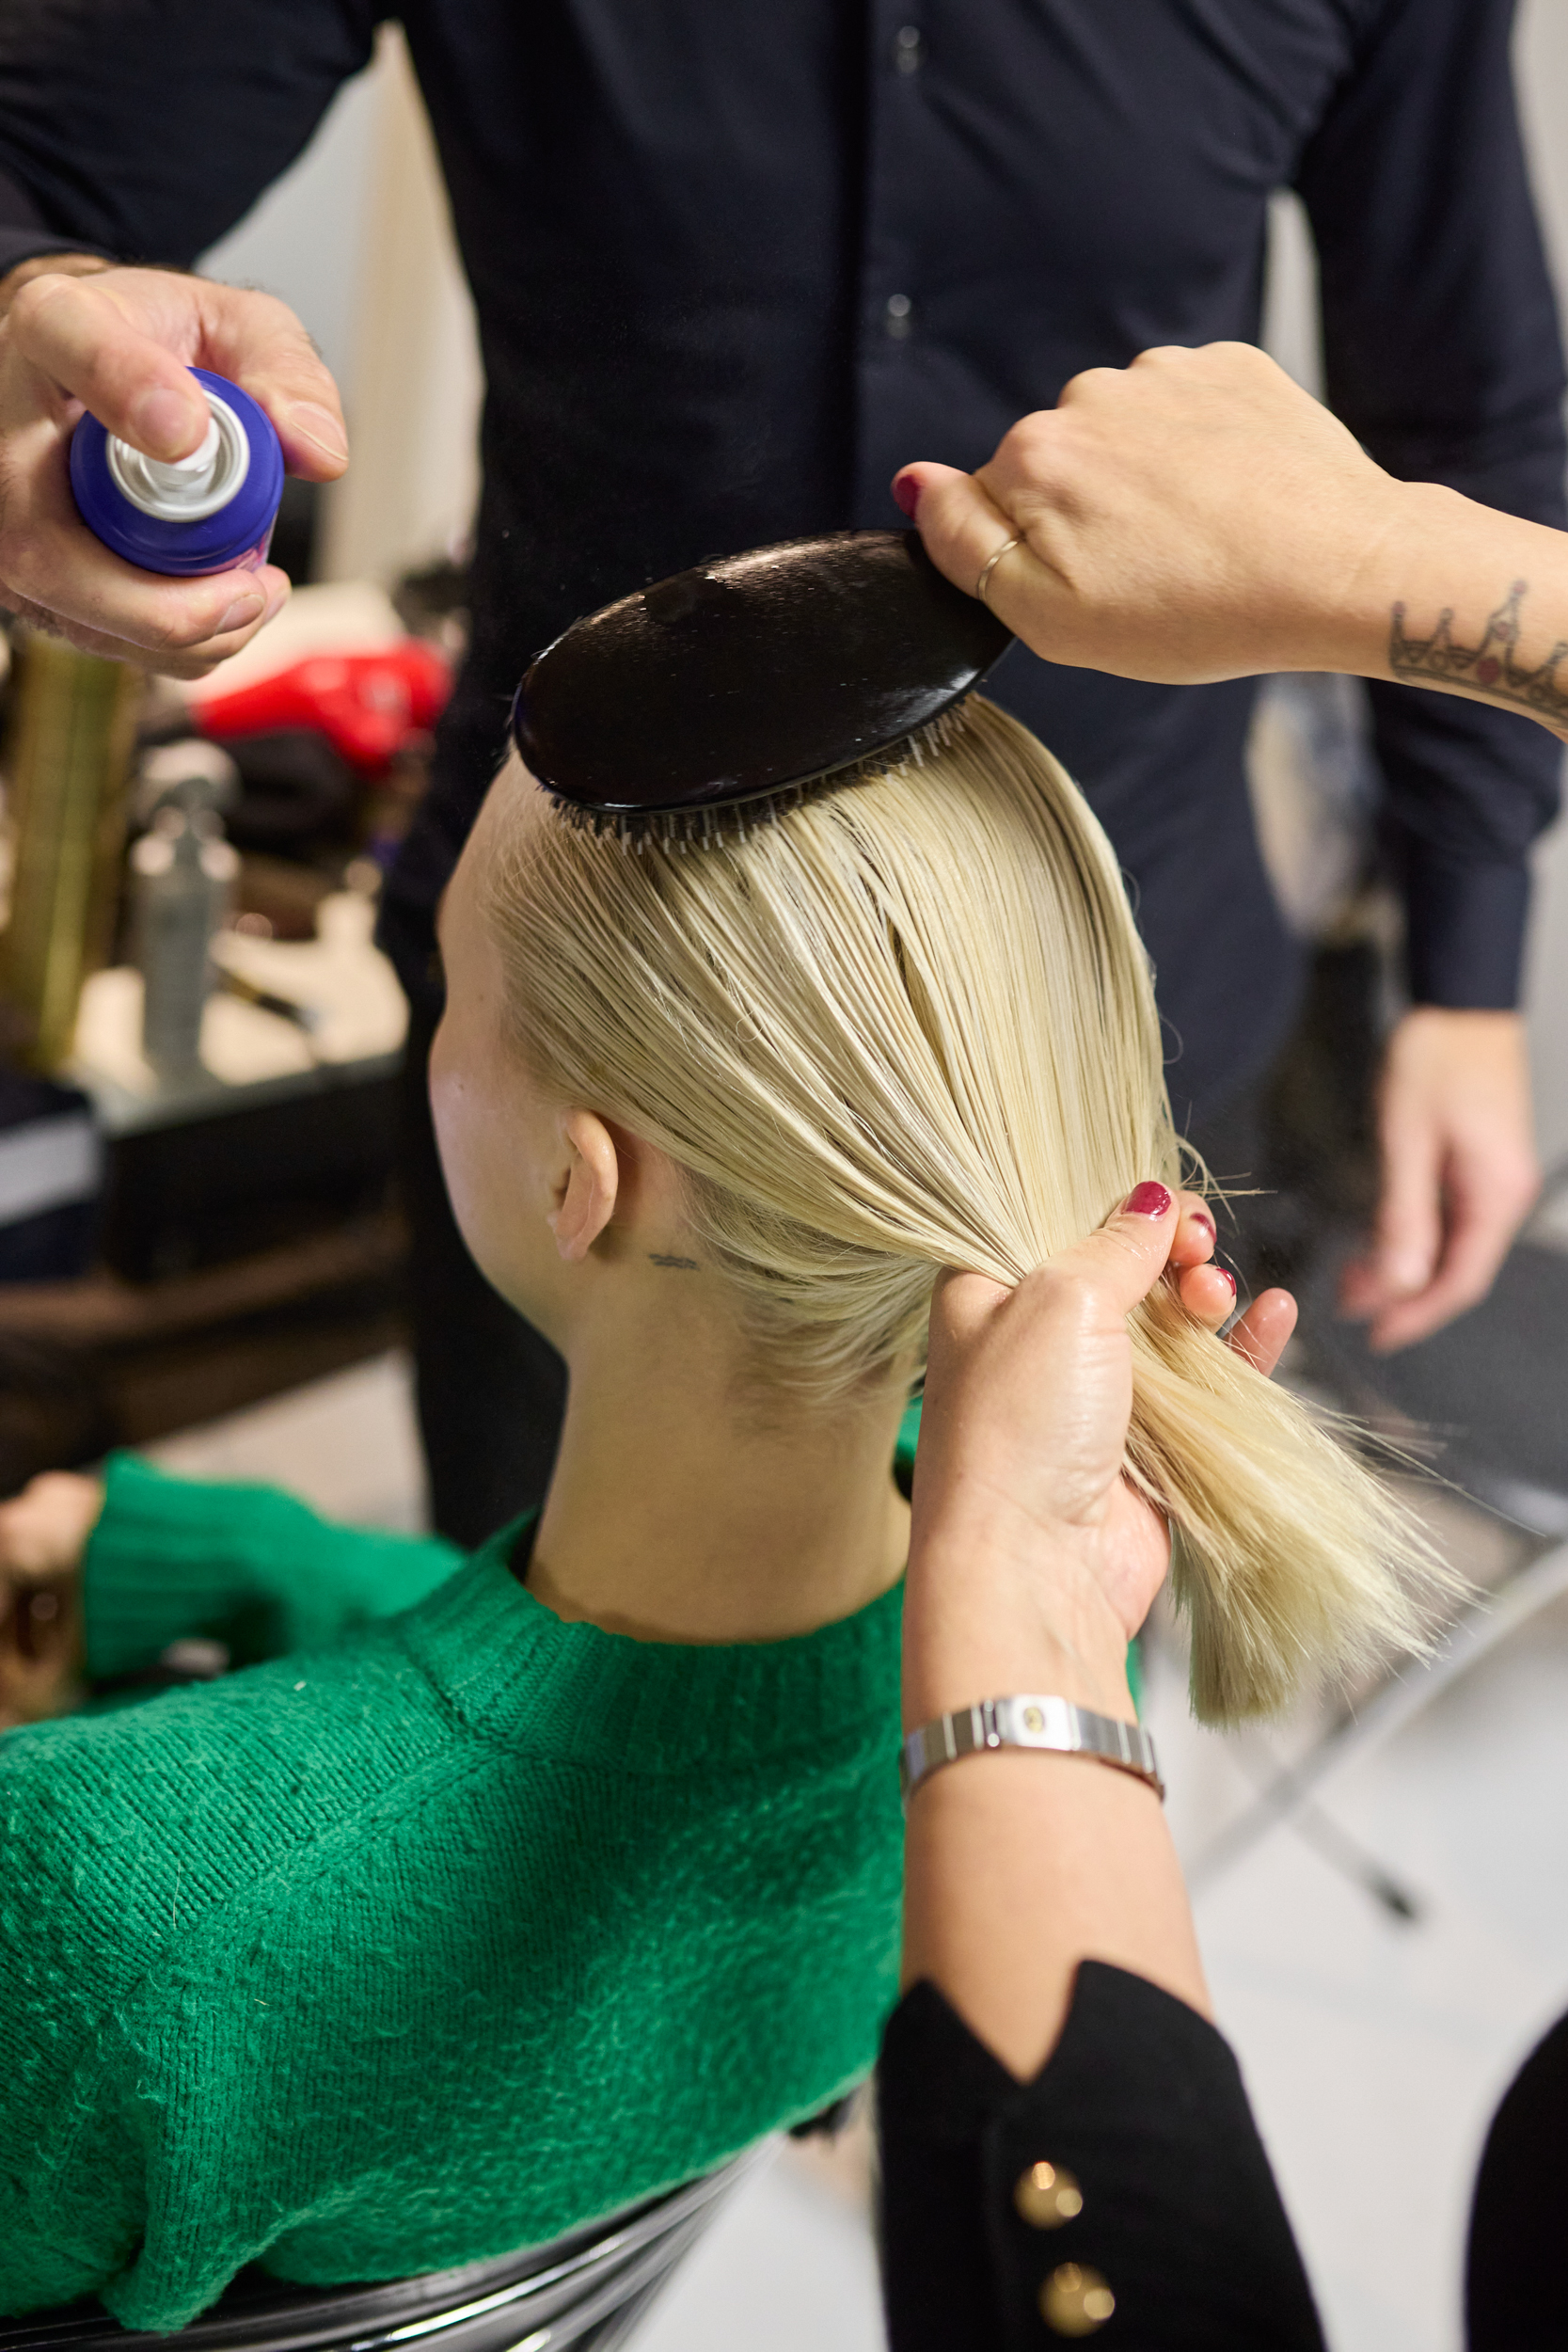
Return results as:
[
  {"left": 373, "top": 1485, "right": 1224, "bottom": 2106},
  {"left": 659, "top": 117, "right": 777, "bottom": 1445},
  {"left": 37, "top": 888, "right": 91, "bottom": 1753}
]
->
[{"left": 899, "top": 1692, "right": 1164, "bottom": 1804}]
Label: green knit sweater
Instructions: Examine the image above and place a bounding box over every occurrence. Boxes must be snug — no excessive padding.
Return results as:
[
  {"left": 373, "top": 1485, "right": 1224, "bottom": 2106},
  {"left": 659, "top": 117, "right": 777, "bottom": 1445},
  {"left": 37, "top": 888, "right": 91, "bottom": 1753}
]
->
[{"left": 0, "top": 1454, "right": 907, "bottom": 2329}]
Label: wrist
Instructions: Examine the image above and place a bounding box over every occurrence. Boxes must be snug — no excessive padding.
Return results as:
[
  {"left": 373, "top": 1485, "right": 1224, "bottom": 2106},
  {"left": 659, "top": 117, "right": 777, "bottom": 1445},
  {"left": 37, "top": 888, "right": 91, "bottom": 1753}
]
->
[
  {"left": 1337, "top": 477, "right": 1513, "bottom": 684},
  {"left": 1304, "top": 472, "right": 1430, "bottom": 683},
  {"left": 903, "top": 1521, "right": 1134, "bottom": 1728}
]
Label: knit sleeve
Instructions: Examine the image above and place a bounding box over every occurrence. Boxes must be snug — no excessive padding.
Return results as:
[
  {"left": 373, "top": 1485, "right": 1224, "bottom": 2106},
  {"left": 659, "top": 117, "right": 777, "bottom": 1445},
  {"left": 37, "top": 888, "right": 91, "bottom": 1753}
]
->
[
  {"left": 0, "top": 1723, "right": 152, "bottom": 2315},
  {"left": 82, "top": 1453, "right": 466, "bottom": 1680}
]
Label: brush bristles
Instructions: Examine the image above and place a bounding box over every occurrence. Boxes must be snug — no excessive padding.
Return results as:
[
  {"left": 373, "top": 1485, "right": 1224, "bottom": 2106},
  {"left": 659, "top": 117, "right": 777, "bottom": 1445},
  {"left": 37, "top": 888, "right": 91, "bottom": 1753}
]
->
[{"left": 544, "top": 700, "right": 975, "bottom": 850}]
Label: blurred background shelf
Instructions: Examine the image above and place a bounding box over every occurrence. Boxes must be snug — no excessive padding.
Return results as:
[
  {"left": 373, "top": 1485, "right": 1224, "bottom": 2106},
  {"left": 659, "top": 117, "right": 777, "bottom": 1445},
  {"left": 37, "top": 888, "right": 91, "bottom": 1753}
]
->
[{"left": 0, "top": 1207, "right": 408, "bottom": 1483}]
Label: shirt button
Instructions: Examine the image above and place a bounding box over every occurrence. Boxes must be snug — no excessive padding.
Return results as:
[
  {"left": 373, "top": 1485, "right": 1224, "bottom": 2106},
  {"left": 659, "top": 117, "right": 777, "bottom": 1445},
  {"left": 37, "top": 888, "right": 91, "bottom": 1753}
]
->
[
  {"left": 1014, "top": 2160, "right": 1084, "bottom": 2227},
  {"left": 884, "top": 292, "right": 914, "bottom": 340},
  {"left": 1040, "top": 2263, "right": 1116, "bottom": 2336},
  {"left": 893, "top": 24, "right": 924, "bottom": 72}
]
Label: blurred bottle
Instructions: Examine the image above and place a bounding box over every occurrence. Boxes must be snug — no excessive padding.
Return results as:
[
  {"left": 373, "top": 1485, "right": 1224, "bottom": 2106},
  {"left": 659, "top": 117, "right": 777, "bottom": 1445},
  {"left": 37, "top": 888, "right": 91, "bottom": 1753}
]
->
[
  {"left": 131, "top": 742, "right": 241, "bottom": 1075},
  {"left": 0, "top": 630, "right": 141, "bottom": 1070}
]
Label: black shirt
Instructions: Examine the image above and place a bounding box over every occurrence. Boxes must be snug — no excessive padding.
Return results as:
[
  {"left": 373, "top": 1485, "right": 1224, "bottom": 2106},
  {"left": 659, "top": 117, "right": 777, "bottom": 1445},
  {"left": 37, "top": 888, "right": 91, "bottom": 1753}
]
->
[
  {"left": 879, "top": 1964, "right": 1327, "bottom": 2349},
  {"left": 877, "top": 1962, "right": 1568, "bottom": 2348},
  {"left": 1, "top": 0, "right": 1562, "bottom": 1116}
]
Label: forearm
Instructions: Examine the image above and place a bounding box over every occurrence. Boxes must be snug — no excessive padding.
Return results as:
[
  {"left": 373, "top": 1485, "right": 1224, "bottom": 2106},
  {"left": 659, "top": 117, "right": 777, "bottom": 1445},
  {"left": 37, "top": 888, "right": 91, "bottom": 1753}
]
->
[
  {"left": 903, "top": 343, "right": 1568, "bottom": 742},
  {"left": 83, "top": 1454, "right": 465, "bottom": 1677},
  {"left": 900, "top": 1518, "right": 1207, "bottom": 2081},
  {"left": 1323, "top": 481, "right": 1568, "bottom": 744}
]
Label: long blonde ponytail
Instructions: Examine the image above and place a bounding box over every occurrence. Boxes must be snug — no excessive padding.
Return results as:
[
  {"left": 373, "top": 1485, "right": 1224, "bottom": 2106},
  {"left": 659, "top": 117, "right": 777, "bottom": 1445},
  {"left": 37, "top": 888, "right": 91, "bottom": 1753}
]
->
[{"left": 483, "top": 698, "right": 1449, "bottom": 1721}]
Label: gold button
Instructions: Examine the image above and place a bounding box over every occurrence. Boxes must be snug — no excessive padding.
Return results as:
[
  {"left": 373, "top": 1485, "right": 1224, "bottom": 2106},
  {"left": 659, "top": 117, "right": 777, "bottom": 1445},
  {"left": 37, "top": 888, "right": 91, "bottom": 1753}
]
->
[
  {"left": 1022, "top": 1704, "right": 1046, "bottom": 1732},
  {"left": 1013, "top": 2160, "right": 1084, "bottom": 2227},
  {"left": 1040, "top": 2263, "right": 1115, "bottom": 2336}
]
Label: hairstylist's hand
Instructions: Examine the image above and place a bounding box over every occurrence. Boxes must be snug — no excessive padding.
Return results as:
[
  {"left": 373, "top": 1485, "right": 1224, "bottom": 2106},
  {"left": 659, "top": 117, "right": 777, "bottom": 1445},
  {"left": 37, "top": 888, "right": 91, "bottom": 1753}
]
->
[
  {"left": 892, "top": 342, "right": 1407, "bottom": 685},
  {"left": 0, "top": 258, "right": 349, "bottom": 678},
  {"left": 0, "top": 1470, "right": 103, "bottom": 1727},
  {"left": 901, "top": 1187, "right": 1292, "bottom": 2063},
  {"left": 906, "top": 1186, "right": 1295, "bottom": 1726},
  {"left": 1341, "top": 1007, "right": 1539, "bottom": 1351}
]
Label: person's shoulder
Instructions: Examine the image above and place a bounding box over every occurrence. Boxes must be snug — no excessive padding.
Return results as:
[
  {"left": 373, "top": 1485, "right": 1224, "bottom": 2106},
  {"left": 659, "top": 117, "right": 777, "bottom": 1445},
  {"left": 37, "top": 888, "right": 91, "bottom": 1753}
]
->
[{"left": 0, "top": 1623, "right": 460, "bottom": 1975}]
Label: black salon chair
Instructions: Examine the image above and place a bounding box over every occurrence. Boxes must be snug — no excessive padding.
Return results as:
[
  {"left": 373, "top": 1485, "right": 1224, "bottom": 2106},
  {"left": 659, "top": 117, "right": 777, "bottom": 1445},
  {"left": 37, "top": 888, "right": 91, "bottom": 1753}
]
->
[{"left": 0, "top": 2153, "right": 761, "bottom": 2352}]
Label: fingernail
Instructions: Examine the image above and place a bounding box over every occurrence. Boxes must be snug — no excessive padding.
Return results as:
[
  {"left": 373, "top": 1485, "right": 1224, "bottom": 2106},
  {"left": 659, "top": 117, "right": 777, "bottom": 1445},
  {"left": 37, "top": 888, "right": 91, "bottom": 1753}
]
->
[
  {"left": 262, "top": 580, "right": 290, "bottom": 624},
  {"left": 1124, "top": 1181, "right": 1174, "bottom": 1218},
  {"left": 133, "top": 385, "right": 204, "bottom": 460},
  {"left": 217, "top": 593, "right": 265, "bottom": 634},
  {"left": 291, "top": 401, "right": 349, "bottom": 464},
  {"left": 1192, "top": 1208, "right": 1215, "bottom": 1237},
  {"left": 1217, "top": 1267, "right": 1238, "bottom": 1297},
  {"left": 891, "top": 469, "right": 921, "bottom": 520}
]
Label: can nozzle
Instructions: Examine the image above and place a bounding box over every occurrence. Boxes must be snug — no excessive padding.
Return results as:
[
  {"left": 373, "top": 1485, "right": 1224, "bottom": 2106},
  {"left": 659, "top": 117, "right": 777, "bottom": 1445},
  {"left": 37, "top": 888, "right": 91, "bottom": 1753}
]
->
[
  {"left": 140, "top": 416, "right": 224, "bottom": 501},
  {"left": 106, "top": 395, "right": 250, "bottom": 522}
]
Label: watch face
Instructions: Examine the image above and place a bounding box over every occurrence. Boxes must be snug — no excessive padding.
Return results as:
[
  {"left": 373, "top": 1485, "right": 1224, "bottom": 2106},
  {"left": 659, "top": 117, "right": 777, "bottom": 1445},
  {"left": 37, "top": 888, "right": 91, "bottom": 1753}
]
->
[{"left": 511, "top": 530, "right": 1012, "bottom": 816}]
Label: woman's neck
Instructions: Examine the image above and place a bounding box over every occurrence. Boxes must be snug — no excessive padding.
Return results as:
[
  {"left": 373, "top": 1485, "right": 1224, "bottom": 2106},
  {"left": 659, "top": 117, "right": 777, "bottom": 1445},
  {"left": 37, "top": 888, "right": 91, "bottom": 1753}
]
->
[{"left": 526, "top": 1312, "right": 911, "bottom": 1645}]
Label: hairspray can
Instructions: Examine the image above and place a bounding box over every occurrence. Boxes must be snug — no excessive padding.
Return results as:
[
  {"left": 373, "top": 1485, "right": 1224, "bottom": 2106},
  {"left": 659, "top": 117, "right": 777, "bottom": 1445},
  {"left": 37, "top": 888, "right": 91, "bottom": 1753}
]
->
[{"left": 69, "top": 368, "right": 285, "bottom": 577}]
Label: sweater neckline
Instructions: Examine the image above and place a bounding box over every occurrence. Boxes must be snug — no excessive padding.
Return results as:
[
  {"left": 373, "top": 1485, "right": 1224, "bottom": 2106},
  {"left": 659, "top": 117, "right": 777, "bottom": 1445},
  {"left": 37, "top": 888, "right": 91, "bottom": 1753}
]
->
[{"left": 396, "top": 1518, "right": 904, "bottom": 1772}]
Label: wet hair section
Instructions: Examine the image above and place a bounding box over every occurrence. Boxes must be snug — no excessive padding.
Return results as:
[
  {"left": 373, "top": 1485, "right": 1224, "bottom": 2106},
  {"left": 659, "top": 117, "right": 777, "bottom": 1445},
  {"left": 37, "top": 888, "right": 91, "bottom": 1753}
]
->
[{"left": 482, "top": 695, "right": 1458, "bottom": 1724}]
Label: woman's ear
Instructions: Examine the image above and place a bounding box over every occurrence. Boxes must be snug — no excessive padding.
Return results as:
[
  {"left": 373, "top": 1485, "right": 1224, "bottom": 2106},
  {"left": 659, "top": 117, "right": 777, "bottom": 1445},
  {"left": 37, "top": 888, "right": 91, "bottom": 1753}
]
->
[{"left": 549, "top": 1110, "right": 621, "bottom": 1262}]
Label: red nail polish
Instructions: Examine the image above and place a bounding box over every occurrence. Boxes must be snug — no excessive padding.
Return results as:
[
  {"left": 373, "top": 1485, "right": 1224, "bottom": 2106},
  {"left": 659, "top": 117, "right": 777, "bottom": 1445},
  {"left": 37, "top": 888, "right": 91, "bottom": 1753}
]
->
[
  {"left": 1124, "top": 1181, "right": 1173, "bottom": 1218},
  {"left": 892, "top": 470, "right": 921, "bottom": 520},
  {"left": 1193, "top": 1208, "right": 1215, "bottom": 1237},
  {"left": 1217, "top": 1267, "right": 1238, "bottom": 1296}
]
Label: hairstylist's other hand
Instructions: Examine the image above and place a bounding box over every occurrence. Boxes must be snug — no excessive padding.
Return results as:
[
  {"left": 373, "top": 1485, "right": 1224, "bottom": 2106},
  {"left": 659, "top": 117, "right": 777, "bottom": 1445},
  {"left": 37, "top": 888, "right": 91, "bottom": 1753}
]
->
[
  {"left": 1340, "top": 1008, "right": 1539, "bottom": 1352},
  {"left": 907, "top": 1186, "right": 1295, "bottom": 1725},
  {"left": 0, "top": 259, "right": 349, "bottom": 679},
  {"left": 892, "top": 342, "right": 1405, "bottom": 685},
  {"left": 0, "top": 1470, "right": 103, "bottom": 1727}
]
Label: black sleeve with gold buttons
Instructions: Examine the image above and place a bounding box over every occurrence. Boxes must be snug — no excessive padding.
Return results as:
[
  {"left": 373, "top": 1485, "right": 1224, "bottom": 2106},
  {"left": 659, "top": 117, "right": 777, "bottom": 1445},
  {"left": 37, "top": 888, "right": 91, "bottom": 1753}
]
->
[{"left": 877, "top": 1962, "right": 1327, "bottom": 2350}]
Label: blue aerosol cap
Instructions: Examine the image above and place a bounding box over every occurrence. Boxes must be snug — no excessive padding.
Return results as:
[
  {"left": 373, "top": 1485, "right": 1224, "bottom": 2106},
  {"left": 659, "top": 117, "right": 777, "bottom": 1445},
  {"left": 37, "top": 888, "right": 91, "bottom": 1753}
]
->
[{"left": 70, "top": 366, "right": 285, "bottom": 578}]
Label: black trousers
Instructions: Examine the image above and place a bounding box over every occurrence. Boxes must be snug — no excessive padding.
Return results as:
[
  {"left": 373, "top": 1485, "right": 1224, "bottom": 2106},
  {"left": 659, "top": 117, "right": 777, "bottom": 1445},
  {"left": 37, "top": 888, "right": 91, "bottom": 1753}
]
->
[{"left": 400, "top": 994, "right": 567, "bottom": 1549}]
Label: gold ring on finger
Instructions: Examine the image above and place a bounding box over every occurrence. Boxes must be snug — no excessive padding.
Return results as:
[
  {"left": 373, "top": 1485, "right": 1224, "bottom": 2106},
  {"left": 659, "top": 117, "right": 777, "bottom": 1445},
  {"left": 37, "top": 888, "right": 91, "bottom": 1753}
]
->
[{"left": 975, "top": 535, "right": 1022, "bottom": 607}]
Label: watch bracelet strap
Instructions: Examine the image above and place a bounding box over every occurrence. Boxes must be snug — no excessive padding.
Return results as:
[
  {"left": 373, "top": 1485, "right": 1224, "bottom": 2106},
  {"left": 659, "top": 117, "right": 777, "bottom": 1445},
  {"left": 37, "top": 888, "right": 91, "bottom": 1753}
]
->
[{"left": 899, "top": 1693, "right": 1164, "bottom": 1804}]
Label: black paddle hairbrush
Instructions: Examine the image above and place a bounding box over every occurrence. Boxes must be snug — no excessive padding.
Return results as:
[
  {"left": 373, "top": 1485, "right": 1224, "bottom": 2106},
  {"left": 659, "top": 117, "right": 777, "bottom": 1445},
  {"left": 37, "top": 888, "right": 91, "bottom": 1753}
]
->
[{"left": 510, "top": 530, "right": 1012, "bottom": 842}]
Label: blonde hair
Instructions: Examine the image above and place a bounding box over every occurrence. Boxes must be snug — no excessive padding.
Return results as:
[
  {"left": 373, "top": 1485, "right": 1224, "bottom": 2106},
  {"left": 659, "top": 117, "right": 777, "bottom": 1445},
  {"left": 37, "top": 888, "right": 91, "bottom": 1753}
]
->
[{"left": 483, "top": 697, "right": 1449, "bottom": 1722}]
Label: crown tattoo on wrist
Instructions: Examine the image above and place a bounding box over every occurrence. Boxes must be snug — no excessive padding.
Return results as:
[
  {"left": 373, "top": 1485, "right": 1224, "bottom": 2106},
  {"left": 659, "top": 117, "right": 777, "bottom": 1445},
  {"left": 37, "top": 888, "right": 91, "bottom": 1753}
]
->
[{"left": 1389, "top": 579, "right": 1568, "bottom": 730}]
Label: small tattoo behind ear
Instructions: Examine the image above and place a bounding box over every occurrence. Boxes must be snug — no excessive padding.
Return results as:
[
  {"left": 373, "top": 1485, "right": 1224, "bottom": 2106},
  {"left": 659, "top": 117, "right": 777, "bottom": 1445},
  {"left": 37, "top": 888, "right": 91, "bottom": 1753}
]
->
[{"left": 648, "top": 1252, "right": 701, "bottom": 1271}]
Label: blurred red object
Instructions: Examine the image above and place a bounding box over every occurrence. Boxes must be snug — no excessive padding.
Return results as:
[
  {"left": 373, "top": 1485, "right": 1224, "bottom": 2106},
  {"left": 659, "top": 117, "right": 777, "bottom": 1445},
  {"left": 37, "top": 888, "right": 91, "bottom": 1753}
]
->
[{"left": 195, "top": 642, "right": 451, "bottom": 776}]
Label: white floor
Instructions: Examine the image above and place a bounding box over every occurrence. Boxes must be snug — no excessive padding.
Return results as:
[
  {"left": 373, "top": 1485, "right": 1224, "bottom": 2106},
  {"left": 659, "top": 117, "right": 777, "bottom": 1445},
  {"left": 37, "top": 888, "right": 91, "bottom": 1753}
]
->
[
  {"left": 149, "top": 1355, "right": 1568, "bottom": 2352},
  {"left": 145, "top": 1350, "right": 430, "bottom": 1533}
]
